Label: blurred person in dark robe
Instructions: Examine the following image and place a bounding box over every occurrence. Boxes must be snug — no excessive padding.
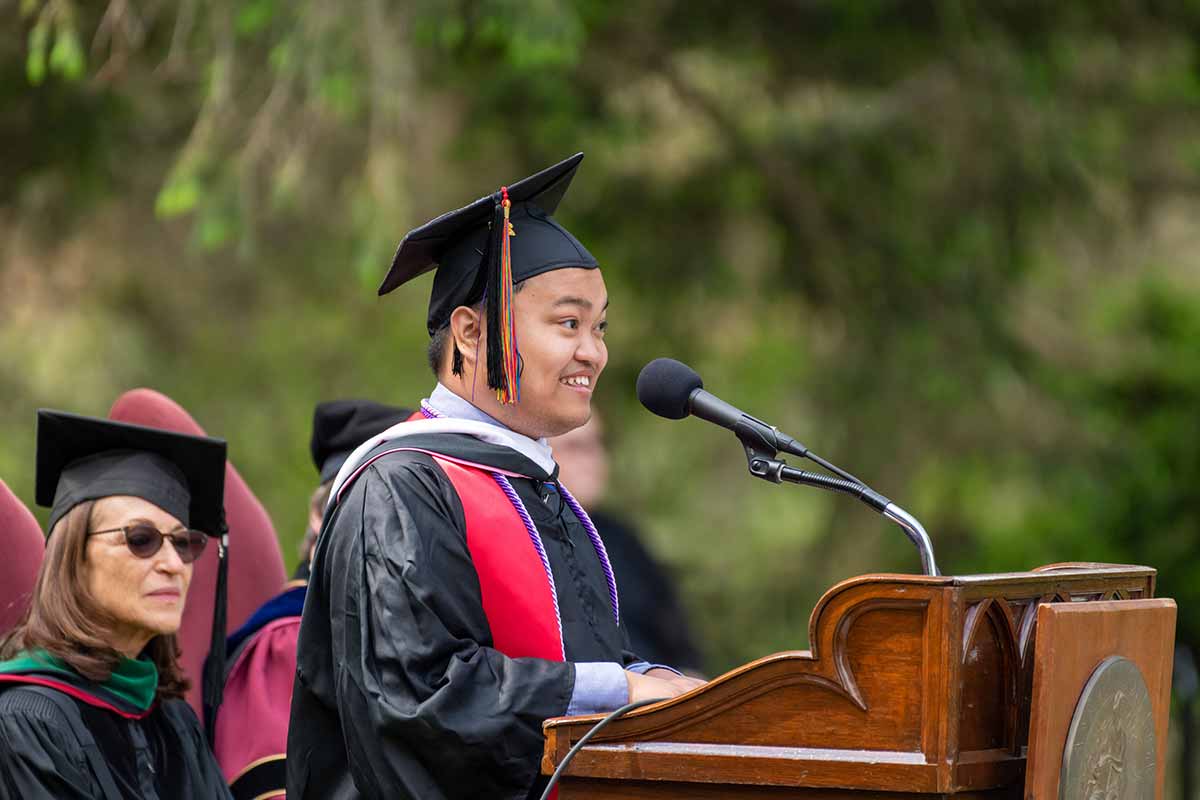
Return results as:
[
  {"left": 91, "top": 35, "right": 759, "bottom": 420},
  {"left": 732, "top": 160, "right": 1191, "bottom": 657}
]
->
[
  {"left": 293, "top": 400, "right": 415, "bottom": 581},
  {"left": 287, "top": 154, "right": 703, "bottom": 800},
  {"left": 212, "top": 400, "right": 410, "bottom": 800},
  {"left": 0, "top": 411, "right": 231, "bottom": 799},
  {"left": 551, "top": 414, "right": 703, "bottom": 674}
]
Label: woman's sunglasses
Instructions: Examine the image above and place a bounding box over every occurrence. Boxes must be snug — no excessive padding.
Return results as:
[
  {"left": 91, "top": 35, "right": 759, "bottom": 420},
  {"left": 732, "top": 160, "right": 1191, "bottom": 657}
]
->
[{"left": 87, "top": 524, "right": 208, "bottom": 564}]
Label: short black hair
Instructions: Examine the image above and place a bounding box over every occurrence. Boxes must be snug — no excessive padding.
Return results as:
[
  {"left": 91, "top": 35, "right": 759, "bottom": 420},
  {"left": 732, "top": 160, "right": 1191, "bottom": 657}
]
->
[
  {"left": 425, "top": 281, "right": 528, "bottom": 378},
  {"left": 427, "top": 325, "right": 453, "bottom": 376}
]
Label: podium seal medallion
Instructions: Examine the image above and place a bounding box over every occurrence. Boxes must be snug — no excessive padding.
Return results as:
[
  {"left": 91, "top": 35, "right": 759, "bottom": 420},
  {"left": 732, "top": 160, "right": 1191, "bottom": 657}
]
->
[{"left": 1060, "top": 655, "right": 1156, "bottom": 800}]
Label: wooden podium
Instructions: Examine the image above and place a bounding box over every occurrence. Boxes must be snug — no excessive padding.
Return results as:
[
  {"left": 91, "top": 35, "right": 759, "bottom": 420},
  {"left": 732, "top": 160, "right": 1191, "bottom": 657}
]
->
[{"left": 542, "top": 564, "right": 1176, "bottom": 799}]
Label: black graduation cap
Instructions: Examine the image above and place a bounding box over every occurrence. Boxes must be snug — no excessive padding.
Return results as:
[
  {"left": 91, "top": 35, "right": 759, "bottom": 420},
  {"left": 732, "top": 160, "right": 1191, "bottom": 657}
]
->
[
  {"left": 379, "top": 153, "right": 599, "bottom": 404},
  {"left": 36, "top": 409, "right": 227, "bottom": 535},
  {"left": 310, "top": 400, "right": 414, "bottom": 483}
]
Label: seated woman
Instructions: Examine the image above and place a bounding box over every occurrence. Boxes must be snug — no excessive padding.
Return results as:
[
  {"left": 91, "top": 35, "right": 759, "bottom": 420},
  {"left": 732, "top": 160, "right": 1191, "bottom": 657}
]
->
[{"left": 0, "top": 410, "right": 232, "bottom": 799}]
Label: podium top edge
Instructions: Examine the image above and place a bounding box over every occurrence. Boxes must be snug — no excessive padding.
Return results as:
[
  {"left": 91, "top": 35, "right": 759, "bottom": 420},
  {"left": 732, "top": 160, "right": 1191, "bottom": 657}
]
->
[
  {"left": 951, "top": 563, "right": 1155, "bottom": 586},
  {"left": 835, "top": 563, "right": 1155, "bottom": 589}
]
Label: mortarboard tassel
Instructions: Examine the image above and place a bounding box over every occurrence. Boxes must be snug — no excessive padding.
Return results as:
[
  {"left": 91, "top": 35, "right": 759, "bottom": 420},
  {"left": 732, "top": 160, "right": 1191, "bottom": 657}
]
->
[
  {"left": 485, "top": 186, "right": 520, "bottom": 404},
  {"left": 202, "top": 514, "right": 229, "bottom": 746}
]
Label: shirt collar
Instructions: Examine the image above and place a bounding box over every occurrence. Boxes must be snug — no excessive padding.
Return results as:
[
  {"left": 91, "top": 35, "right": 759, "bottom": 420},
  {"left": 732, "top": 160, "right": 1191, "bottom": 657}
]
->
[{"left": 425, "top": 383, "right": 557, "bottom": 475}]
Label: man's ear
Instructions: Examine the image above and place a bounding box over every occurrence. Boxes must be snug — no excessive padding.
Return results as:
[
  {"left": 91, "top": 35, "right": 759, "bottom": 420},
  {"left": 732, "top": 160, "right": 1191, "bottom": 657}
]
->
[{"left": 449, "top": 305, "right": 483, "bottom": 369}]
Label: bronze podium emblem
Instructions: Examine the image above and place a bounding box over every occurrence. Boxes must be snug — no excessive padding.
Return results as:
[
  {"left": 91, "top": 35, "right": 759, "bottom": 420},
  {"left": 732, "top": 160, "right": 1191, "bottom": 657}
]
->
[{"left": 1060, "top": 656, "right": 1156, "bottom": 800}]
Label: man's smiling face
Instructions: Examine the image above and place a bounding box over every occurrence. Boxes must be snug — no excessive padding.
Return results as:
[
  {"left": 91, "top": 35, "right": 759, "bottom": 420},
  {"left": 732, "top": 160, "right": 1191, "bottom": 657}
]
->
[{"left": 481, "top": 267, "right": 609, "bottom": 440}]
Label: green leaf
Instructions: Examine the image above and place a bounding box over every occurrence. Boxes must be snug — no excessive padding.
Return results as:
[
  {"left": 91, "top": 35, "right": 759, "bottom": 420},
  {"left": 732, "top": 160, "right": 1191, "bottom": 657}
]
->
[
  {"left": 155, "top": 176, "right": 202, "bottom": 218},
  {"left": 439, "top": 17, "right": 465, "bottom": 48},
  {"left": 26, "top": 20, "right": 49, "bottom": 85},
  {"left": 236, "top": 0, "right": 277, "bottom": 37},
  {"left": 318, "top": 73, "right": 361, "bottom": 119},
  {"left": 197, "top": 213, "right": 233, "bottom": 250},
  {"left": 268, "top": 41, "right": 293, "bottom": 72},
  {"left": 48, "top": 28, "right": 86, "bottom": 81},
  {"left": 26, "top": 48, "right": 46, "bottom": 85}
]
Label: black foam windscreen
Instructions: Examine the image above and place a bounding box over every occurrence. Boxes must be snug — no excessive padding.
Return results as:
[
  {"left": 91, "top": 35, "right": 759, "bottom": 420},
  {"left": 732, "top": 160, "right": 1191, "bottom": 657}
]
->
[{"left": 636, "top": 358, "right": 704, "bottom": 420}]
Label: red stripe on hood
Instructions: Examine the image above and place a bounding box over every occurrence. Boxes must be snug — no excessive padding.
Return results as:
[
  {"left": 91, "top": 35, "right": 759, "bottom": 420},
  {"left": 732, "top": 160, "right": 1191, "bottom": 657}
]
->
[{"left": 0, "top": 674, "right": 153, "bottom": 719}]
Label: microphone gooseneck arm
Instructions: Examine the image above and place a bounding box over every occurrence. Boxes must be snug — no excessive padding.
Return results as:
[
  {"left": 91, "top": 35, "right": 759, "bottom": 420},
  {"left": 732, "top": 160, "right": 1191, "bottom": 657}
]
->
[
  {"left": 742, "top": 440, "right": 940, "bottom": 577},
  {"left": 882, "top": 503, "right": 939, "bottom": 578}
]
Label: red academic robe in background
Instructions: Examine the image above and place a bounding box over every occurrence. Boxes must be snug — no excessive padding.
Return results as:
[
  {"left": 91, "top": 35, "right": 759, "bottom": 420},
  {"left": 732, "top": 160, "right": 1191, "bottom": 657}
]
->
[
  {"left": 0, "top": 480, "right": 44, "bottom": 636},
  {"left": 214, "top": 583, "right": 306, "bottom": 799}
]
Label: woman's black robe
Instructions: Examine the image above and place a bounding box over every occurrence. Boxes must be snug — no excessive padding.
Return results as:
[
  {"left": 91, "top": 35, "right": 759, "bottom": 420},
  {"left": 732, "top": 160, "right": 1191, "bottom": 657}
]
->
[{"left": 0, "top": 678, "right": 231, "bottom": 799}]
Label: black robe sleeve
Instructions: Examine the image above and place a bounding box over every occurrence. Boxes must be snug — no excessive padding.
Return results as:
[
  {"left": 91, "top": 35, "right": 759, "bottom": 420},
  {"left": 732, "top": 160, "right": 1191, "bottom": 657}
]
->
[
  {"left": 0, "top": 690, "right": 99, "bottom": 799},
  {"left": 315, "top": 456, "right": 576, "bottom": 799}
]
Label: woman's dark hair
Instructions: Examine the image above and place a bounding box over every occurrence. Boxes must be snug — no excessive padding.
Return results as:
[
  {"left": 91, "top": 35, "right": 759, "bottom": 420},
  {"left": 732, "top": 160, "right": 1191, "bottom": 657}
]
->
[{"left": 0, "top": 500, "right": 190, "bottom": 701}]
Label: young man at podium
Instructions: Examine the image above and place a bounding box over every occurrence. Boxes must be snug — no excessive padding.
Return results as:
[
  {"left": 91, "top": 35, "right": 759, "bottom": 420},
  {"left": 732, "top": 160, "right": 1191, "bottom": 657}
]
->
[{"left": 286, "top": 154, "right": 702, "bottom": 800}]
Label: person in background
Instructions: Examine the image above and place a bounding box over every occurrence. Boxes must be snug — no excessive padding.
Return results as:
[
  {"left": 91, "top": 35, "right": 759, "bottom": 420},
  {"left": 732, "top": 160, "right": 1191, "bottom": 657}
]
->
[
  {"left": 550, "top": 413, "right": 703, "bottom": 674},
  {"left": 294, "top": 400, "right": 415, "bottom": 580},
  {"left": 212, "top": 399, "right": 411, "bottom": 800},
  {"left": 0, "top": 410, "right": 231, "bottom": 799}
]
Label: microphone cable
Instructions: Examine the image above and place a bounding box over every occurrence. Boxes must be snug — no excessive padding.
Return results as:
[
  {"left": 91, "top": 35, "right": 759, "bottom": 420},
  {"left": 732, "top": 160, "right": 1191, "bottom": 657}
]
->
[{"left": 538, "top": 697, "right": 668, "bottom": 800}]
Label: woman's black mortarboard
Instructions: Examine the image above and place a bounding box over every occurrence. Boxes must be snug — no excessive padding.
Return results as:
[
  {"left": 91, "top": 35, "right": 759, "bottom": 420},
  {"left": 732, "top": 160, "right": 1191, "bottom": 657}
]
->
[
  {"left": 36, "top": 409, "right": 227, "bottom": 535},
  {"left": 379, "top": 152, "right": 599, "bottom": 405},
  {"left": 310, "top": 400, "right": 414, "bottom": 483}
]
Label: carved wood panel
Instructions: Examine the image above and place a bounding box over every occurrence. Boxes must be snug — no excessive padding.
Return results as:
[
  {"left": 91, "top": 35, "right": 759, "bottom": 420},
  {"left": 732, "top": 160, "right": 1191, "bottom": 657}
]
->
[{"left": 956, "top": 573, "right": 1154, "bottom": 769}]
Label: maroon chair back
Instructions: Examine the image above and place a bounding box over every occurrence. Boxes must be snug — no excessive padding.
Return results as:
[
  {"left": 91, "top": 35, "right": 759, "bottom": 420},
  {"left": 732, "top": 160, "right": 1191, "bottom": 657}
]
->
[
  {"left": 109, "top": 389, "right": 287, "bottom": 719},
  {"left": 0, "top": 480, "right": 44, "bottom": 636}
]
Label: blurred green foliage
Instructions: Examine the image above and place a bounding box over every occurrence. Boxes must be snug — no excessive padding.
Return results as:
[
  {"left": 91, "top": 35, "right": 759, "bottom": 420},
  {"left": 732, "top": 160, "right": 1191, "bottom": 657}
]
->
[{"left": 3, "top": 1, "right": 1200, "bottom": 689}]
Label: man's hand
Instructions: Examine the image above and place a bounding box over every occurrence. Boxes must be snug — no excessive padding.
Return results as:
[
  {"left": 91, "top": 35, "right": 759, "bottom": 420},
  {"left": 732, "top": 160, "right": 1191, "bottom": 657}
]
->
[
  {"left": 624, "top": 670, "right": 685, "bottom": 704},
  {"left": 642, "top": 667, "right": 707, "bottom": 694},
  {"left": 625, "top": 669, "right": 707, "bottom": 704}
]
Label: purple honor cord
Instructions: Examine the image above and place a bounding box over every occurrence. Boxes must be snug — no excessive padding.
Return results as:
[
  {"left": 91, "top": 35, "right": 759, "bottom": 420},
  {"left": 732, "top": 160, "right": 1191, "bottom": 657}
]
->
[
  {"left": 558, "top": 482, "right": 620, "bottom": 625},
  {"left": 419, "top": 403, "right": 621, "bottom": 639},
  {"left": 491, "top": 472, "right": 566, "bottom": 659}
]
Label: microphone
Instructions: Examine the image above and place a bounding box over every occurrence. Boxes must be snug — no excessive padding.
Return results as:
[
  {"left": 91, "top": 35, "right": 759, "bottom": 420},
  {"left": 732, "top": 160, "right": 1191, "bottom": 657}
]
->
[
  {"left": 636, "top": 357, "right": 939, "bottom": 576},
  {"left": 636, "top": 358, "right": 810, "bottom": 461}
]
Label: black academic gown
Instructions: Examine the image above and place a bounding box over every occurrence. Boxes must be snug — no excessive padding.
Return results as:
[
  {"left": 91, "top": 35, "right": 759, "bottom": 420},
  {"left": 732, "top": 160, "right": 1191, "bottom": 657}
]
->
[
  {"left": 287, "top": 433, "right": 643, "bottom": 800},
  {"left": 0, "top": 684, "right": 230, "bottom": 799},
  {"left": 589, "top": 510, "right": 703, "bottom": 673}
]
